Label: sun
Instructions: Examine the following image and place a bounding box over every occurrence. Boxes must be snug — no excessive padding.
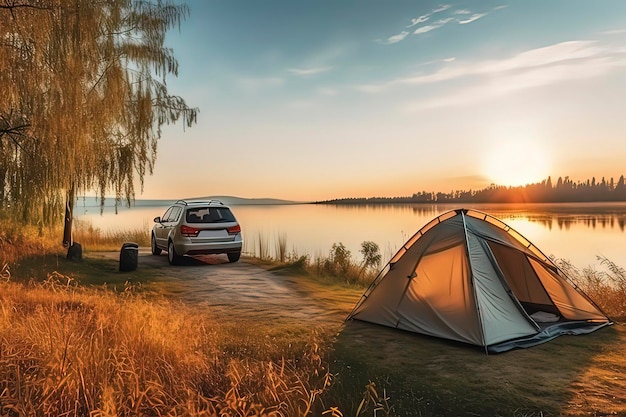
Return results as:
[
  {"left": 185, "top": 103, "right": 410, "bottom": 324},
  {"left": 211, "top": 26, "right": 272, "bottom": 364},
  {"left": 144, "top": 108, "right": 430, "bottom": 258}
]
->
[{"left": 483, "top": 140, "right": 550, "bottom": 187}]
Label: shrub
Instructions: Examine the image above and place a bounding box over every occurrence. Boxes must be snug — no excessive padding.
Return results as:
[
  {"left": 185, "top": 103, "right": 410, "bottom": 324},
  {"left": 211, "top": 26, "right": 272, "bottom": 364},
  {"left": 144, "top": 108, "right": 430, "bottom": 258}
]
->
[
  {"left": 329, "top": 242, "right": 352, "bottom": 276},
  {"left": 359, "top": 241, "right": 381, "bottom": 278}
]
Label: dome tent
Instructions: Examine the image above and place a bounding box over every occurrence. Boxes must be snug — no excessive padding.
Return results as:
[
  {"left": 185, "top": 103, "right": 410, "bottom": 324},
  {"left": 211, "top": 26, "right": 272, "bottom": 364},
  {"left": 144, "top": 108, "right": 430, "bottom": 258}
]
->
[{"left": 347, "top": 209, "right": 611, "bottom": 353}]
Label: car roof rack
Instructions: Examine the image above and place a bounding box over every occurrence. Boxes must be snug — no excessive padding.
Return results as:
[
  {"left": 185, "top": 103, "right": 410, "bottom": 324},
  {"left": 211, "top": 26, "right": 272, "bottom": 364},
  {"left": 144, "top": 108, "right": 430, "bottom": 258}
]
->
[{"left": 175, "top": 199, "right": 224, "bottom": 206}]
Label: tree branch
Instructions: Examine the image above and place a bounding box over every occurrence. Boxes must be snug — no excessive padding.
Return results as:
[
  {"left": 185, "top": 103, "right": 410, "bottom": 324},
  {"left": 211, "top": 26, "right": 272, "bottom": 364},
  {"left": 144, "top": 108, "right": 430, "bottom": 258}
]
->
[{"left": 0, "top": 1, "right": 54, "bottom": 12}]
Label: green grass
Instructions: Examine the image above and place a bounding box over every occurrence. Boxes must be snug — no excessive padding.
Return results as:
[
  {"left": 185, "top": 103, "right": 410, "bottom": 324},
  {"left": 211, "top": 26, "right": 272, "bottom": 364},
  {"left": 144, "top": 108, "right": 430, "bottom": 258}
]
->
[
  {"left": 8, "top": 252, "right": 170, "bottom": 292},
  {"left": 326, "top": 321, "right": 626, "bottom": 416}
]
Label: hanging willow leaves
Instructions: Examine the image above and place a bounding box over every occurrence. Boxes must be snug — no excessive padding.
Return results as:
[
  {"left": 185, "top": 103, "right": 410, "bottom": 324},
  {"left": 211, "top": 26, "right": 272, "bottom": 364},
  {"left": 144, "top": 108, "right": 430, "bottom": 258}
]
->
[{"left": 0, "top": 0, "right": 197, "bottom": 232}]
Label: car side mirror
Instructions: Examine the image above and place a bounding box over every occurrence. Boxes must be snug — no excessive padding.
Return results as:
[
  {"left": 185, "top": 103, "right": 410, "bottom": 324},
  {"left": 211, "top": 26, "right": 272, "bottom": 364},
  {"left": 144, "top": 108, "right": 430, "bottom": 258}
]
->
[{"left": 153, "top": 216, "right": 161, "bottom": 223}]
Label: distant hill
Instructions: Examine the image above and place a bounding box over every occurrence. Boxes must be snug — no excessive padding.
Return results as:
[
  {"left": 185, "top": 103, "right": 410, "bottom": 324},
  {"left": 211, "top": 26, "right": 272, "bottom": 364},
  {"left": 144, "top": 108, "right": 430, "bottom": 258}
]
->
[
  {"left": 76, "top": 195, "right": 301, "bottom": 207},
  {"left": 186, "top": 196, "right": 301, "bottom": 205}
]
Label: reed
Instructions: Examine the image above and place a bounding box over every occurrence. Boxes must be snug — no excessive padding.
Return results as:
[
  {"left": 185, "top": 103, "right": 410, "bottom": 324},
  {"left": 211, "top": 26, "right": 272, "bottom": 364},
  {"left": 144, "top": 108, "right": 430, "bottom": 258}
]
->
[
  {"left": 244, "top": 232, "right": 381, "bottom": 286},
  {"left": 275, "top": 233, "right": 288, "bottom": 263},
  {"left": 254, "top": 231, "right": 270, "bottom": 260},
  {"left": 0, "top": 217, "right": 149, "bottom": 260},
  {"left": 72, "top": 219, "right": 150, "bottom": 251},
  {"left": 557, "top": 256, "right": 626, "bottom": 320}
]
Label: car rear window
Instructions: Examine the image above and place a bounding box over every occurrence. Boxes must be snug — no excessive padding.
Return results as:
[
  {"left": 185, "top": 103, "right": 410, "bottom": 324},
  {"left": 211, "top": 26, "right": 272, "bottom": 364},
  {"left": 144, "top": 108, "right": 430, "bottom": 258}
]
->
[{"left": 186, "top": 207, "right": 236, "bottom": 223}]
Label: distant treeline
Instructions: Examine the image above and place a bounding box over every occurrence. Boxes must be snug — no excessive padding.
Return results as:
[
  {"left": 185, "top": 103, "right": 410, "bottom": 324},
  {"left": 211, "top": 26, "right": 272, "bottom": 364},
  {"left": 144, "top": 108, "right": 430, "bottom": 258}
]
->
[{"left": 319, "top": 175, "right": 626, "bottom": 204}]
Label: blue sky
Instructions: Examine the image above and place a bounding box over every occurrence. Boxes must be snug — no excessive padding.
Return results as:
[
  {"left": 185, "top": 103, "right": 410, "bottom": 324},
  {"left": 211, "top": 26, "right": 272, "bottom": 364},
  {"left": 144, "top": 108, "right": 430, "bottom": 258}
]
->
[{"left": 141, "top": 0, "right": 626, "bottom": 201}]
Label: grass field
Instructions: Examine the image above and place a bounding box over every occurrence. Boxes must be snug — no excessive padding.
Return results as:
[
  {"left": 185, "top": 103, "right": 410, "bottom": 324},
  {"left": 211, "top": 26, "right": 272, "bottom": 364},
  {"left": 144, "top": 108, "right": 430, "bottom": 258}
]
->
[
  {"left": 329, "top": 320, "right": 626, "bottom": 416},
  {"left": 1, "top": 222, "right": 625, "bottom": 416},
  {"left": 0, "top": 260, "right": 333, "bottom": 416}
]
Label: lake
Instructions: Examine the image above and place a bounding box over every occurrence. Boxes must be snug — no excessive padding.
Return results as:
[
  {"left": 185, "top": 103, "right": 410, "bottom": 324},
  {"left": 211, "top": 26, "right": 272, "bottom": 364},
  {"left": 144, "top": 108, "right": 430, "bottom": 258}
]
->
[{"left": 74, "top": 201, "right": 626, "bottom": 270}]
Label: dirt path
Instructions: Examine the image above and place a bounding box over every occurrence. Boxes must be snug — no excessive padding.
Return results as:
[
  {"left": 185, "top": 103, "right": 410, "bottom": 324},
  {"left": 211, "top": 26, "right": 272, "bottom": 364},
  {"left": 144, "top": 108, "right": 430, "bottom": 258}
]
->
[{"left": 94, "top": 249, "right": 361, "bottom": 328}]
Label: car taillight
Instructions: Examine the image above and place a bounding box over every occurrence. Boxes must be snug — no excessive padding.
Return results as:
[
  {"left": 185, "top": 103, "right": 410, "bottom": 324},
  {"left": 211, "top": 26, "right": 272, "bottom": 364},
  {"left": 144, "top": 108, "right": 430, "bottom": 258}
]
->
[
  {"left": 227, "top": 225, "right": 241, "bottom": 234},
  {"left": 180, "top": 225, "right": 200, "bottom": 237}
]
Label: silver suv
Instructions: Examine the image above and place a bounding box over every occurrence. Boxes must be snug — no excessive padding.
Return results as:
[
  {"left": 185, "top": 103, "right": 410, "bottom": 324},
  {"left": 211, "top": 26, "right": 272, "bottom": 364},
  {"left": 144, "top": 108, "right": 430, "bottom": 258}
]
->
[{"left": 151, "top": 200, "right": 243, "bottom": 265}]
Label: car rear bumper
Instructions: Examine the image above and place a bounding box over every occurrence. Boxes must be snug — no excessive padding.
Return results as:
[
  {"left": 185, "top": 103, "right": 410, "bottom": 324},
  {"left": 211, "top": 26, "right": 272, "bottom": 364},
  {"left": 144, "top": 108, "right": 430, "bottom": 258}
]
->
[{"left": 175, "top": 240, "right": 242, "bottom": 256}]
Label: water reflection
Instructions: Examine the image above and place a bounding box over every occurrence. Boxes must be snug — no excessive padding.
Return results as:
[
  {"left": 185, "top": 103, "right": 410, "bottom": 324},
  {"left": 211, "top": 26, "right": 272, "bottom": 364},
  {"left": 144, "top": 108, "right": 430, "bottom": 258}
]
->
[
  {"left": 75, "top": 202, "right": 626, "bottom": 268},
  {"left": 320, "top": 203, "right": 626, "bottom": 231}
]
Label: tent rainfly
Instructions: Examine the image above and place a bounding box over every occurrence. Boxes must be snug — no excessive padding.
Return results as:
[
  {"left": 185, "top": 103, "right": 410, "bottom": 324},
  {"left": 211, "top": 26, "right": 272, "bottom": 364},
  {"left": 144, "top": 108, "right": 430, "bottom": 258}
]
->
[{"left": 347, "top": 209, "right": 612, "bottom": 353}]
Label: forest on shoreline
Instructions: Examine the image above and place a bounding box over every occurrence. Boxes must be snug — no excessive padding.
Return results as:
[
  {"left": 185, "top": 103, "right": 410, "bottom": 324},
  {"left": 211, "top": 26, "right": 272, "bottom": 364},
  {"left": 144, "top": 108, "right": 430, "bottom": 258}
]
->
[{"left": 319, "top": 175, "right": 626, "bottom": 204}]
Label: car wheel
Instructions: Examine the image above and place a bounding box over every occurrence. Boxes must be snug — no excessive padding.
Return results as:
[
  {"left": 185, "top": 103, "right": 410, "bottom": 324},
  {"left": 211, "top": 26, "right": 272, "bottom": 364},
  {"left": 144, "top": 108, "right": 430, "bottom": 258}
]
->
[
  {"left": 151, "top": 234, "right": 162, "bottom": 255},
  {"left": 168, "top": 240, "right": 182, "bottom": 265},
  {"left": 227, "top": 251, "right": 241, "bottom": 263}
]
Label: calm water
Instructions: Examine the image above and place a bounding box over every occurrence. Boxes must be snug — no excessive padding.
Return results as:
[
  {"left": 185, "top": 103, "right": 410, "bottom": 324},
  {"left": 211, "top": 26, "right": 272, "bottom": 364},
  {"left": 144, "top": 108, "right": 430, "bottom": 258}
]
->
[{"left": 74, "top": 201, "right": 626, "bottom": 269}]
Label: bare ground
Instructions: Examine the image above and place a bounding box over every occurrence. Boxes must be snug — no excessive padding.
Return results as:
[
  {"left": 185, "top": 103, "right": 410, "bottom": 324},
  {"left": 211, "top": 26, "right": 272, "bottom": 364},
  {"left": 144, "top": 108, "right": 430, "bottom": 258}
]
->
[{"left": 90, "top": 249, "right": 361, "bottom": 330}]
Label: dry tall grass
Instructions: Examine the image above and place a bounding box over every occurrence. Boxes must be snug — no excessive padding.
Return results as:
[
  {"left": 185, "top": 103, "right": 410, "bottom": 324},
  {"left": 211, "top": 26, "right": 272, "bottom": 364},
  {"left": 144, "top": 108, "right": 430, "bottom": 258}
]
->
[
  {"left": 0, "top": 221, "right": 61, "bottom": 264},
  {"left": 0, "top": 219, "right": 337, "bottom": 416},
  {"left": 246, "top": 232, "right": 382, "bottom": 287},
  {"left": 275, "top": 233, "right": 288, "bottom": 263},
  {"left": 0, "top": 218, "right": 149, "bottom": 262},
  {"left": 0, "top": 276, "right": 331, "bottom": 416},
  {"left": 72, "top": 219, "right": 150, "bottom": 251},
  {"left": 557, "top": 256, "right": 626, "bottom": 320}
]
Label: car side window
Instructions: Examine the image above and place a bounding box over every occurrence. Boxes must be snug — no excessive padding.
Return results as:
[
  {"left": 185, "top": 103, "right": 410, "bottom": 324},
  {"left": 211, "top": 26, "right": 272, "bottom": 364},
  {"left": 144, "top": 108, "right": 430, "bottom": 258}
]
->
[
  {"left": 169, "top": 207, "right": 182, "bottom": 222},
  {"left": 161, "top": 207, "right": 173, "bottom": 222}
]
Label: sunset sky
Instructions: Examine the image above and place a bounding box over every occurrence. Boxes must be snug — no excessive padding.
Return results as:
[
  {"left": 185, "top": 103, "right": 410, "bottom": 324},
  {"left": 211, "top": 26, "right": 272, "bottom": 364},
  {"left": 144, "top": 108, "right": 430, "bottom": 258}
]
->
[{"left": 140, "top": 0, "right": 626, "bottom": 201}]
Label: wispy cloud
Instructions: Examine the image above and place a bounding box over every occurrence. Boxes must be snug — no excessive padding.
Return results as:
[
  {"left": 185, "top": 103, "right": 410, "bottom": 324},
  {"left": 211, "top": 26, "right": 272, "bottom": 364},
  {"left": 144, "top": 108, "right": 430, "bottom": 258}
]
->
[
  {"left": 413, "top": 24, "right": 440, "bottom": 35},
  {"left": 359, "top": 39, "right": 626, "bottom": 100},
  {"left": 406, "top": 4, "right": 451, "bottom": 29},
  {"left": 433, "top": 4, "right": 451, "bottom": 13},
  {"left": 458, "top": 13, "right": 486, "bottom": 24},
  {"left": 414, "top": 18, "right": 454, "bottom": 34},
  {"left": 416, "top": 57, "right": 456, "bottom": 67},
  {"left": 398, "top": 40, "right": 626, "bottom": 110},
  {"left": 602, "top": 28, "right": 626, "bottom": 35},
  {"left": 356, "top": 56, "right": 460, "bottom": 92},
  {"left": 378, "top": 31, "right": 410, "bottom": 45},
  {"left": 287, "top": 66, "right": 332, "bottom": 76},
  {"left": 382, "top": 4, "right": 502, "bottom": 45},
  {"left": 406, "top": 59, "right": 615, "bottom": 111},
  {"left": 406, "top": 15, "right": 429, "bottom": 28}
]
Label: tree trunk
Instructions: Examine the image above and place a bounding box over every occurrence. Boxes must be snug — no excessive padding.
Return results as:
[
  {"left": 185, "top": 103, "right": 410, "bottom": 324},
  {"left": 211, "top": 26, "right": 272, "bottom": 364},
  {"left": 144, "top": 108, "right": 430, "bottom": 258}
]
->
[
  {"left": 63, "top": 185, "right": 75, "bottom": 247},
  {"left": 0, "top": 167, "right": 5, "bottom": 205}
]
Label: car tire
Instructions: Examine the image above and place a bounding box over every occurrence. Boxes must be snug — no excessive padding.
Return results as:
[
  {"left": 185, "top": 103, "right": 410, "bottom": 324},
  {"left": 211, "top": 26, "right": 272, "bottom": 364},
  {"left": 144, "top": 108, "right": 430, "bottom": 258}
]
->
[
  {"left": 168, "top": 240, "right": 182, "bottom": 265},
  {"left": 227, "top": 251, "right": 241, "bottom": 263},
  {"left": 151, "top": 234, "right": 162, "bottom": 256}
]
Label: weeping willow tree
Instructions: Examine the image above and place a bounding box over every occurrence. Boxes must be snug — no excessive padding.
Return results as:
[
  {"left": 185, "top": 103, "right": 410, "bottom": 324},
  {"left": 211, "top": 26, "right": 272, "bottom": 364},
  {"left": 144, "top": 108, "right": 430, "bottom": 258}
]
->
[{"left": 0, "top": 0, "right": 197, "bottom": 245}]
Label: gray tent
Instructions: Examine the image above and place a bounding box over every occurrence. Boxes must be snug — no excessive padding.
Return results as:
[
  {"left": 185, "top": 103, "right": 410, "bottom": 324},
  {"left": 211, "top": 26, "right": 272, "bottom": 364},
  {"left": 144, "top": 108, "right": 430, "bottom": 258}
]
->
[{"left": 347, "top": 209, "right": 611, "bottom": 353}]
